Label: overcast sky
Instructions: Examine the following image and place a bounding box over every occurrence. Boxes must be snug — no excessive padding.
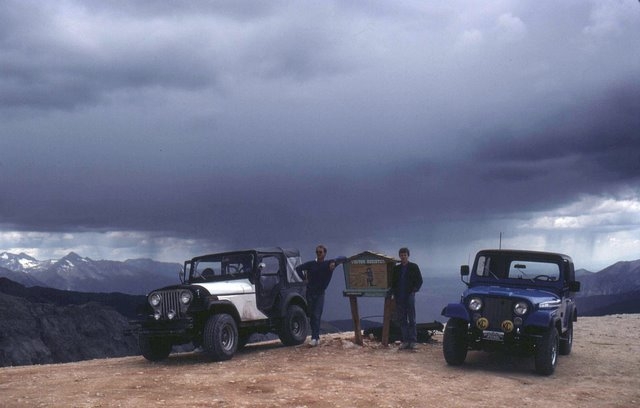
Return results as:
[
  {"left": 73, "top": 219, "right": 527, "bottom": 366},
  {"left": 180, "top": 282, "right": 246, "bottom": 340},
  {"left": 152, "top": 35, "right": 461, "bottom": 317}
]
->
[{"left": 1, "top": 0, "right": 639, "bottom": 274}]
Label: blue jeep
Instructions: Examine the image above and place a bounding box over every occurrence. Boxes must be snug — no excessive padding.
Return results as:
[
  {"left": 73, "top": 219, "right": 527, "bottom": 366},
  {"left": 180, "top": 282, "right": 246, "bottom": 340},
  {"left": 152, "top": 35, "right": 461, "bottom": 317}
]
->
[{"left": 441, "top": 249, "right": 581, "bottom": 375}]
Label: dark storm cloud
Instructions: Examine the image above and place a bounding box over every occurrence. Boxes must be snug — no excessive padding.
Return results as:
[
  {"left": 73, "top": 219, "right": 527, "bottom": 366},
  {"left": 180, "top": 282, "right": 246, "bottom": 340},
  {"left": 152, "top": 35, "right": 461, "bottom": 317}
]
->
[
  {"left": 79, "top": 0, "right": 280, "bottom": 20},
  {"left": 474, "top": 83, "right": 640, "bottom": 204},
  {"left": 1, "top": 1, "right": 639, "bottom": 269},
  {"left": 2, "top": 82, "right": 639, "bottom": 250},
  {"left": 0, "top": 0, "right": 350, "bottom": 111},
  {"left": 0, "top": 22, "right": 216, "bottom": 109},
  {"left": 308, "top": 82, "right": 640, "bottom": 252}
]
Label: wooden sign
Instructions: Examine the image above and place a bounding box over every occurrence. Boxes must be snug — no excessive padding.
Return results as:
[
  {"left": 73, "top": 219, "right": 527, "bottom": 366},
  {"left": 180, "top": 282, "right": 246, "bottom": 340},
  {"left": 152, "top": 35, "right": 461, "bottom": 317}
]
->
[{"left": 343, "top": 251, "right": 397, "bottom": 297}]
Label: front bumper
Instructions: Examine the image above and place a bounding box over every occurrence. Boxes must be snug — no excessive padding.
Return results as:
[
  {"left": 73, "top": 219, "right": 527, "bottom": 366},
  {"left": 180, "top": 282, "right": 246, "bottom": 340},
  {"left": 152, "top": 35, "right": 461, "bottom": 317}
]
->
[
  {"left": 130, "top": 316, "right": 196, "bottom": 337},
  {"left": 467, "top": 326, "right": 545, "bottom": 353}
]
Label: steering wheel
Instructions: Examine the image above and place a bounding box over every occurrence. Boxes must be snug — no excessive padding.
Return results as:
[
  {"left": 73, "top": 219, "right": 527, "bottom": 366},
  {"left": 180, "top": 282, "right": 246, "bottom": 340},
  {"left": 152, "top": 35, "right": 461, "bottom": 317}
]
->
[{"left": 533, "top": 274, "right": 552, "bottom": 281}]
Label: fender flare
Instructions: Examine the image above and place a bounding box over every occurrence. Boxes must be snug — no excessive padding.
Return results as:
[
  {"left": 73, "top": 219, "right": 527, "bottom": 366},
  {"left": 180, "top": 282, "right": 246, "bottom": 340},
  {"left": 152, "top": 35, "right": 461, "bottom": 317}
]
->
[
  {"left": 526, "top": 310, "right": 561, "bottom": 330},
  {"left": 205, "top": 299, "right": 241, "bottom": 322},
  {"left": 278, "top": 292, "right": 308, "bottom": 317},
  {"left": 441, "top": 303, "right": 470, "bottom": 322}
]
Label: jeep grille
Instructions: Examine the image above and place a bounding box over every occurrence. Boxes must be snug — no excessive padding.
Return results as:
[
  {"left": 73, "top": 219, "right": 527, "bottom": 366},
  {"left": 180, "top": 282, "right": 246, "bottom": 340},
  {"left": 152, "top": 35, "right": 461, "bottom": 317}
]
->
[
  {"left": 481, "top": 297, "right": 512, "bottom": 330},
  {"left": 157, "top": 290, "right": 185, "bottom": 319}
]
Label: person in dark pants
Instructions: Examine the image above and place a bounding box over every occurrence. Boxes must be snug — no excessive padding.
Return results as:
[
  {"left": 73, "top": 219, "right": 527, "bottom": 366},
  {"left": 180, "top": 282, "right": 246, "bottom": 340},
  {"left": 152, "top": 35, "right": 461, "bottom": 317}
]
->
[
  {"left": 296, "top": 245, "right": 346, "bottom": 346},
  {"left": 390, "top": 247, "right": 423, "bottom": 349}
]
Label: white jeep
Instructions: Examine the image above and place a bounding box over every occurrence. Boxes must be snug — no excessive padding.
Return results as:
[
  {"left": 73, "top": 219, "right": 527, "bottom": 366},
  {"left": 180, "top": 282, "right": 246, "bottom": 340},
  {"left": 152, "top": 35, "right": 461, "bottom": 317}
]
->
[{"left": 132, "top": 248, "right": 308, "bottom": 361}]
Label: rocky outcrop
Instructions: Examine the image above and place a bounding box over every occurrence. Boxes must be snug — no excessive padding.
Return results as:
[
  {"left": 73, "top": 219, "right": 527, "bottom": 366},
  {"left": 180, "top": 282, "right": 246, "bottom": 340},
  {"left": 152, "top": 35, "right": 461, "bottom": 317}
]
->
[{"left": 0, "top": 280, "right": 140, "bottom": 367}]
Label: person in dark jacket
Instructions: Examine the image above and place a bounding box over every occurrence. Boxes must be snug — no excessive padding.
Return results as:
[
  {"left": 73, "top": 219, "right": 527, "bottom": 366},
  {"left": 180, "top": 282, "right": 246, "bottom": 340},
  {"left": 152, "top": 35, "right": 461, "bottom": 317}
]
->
[
  {"left": 296, "top": 244, "right": 346, "bottom": 346},
  {"left": 390, "top": 247, "right": 423, "bottom": 349}
]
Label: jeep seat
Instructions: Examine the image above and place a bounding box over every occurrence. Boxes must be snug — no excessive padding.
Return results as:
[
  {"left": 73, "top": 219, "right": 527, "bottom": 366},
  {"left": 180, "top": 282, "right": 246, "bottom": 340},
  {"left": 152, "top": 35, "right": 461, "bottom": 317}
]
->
[{"left": 201, "top": 268, "right": 215, "bottom": 280}]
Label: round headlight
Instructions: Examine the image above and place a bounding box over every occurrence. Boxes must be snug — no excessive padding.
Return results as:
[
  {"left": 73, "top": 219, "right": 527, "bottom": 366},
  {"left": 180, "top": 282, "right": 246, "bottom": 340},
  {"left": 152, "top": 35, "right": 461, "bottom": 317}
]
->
[
  {"left": 180, "top": 290, "right": 192, "bottom": 305},
  {"left": 468, "top": 297, "right": 483, "bottom": 311},
  {"left": 149, "top": 292, "right": 162, "bottom": 307},
  {"left": 514, "top": 301, "right": 528, "bottom": 316}
]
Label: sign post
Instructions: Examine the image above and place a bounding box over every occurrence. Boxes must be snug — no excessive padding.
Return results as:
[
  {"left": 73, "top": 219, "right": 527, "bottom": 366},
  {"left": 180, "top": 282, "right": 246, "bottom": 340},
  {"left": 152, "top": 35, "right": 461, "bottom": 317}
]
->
[{"left": 342, "top": 251, "right": 398, "bottom": 346}]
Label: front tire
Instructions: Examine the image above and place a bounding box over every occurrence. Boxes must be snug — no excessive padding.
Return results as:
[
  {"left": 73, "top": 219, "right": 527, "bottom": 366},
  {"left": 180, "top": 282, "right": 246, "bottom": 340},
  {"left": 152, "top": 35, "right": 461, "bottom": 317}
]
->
[
  {"left": 203, "top": 313, "right": 238, "bottom": 361},
  {"left": 535, "top": 327, "right": 559, "bottom": 376},
  {"left": 278, "top": 305, "right": 308, "bottom": 346},
  {"left": 139, "top": 335, "right": 172, "bottom": 362},
  {"left": 443, "top": 318, "right": 468, "bottom": 366},
  {"left": 559, "top": 321, "right": 573, "bottom": 356}
]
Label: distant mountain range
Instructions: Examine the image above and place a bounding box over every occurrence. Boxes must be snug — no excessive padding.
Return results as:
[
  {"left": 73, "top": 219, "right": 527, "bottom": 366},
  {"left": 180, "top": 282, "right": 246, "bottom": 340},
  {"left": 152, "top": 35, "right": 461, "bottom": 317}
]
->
[
  {"left": 2, "top": 251, "right": 639, "bottom": 314},
  {"left": 574, "top": 259, "right": 640, "bottom": 316},
  {"left": 0, "top": 251, "right": 181, "bottom": 295}
]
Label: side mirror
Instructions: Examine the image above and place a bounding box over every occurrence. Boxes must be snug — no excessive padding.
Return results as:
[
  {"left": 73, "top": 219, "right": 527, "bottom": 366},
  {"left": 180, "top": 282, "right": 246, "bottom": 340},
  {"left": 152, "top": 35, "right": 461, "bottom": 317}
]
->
[
  {"left": 258, "top": 262, "right": 266, "bottom": 270},
  {"left": 460, "top": 265, "right": 470, "bottom": 287},
  {"left": 569, "top": 280, "right": 581, "bottom": 293},
  {"left": 460, "top": 265, "right": 470, "bottom": 276}
]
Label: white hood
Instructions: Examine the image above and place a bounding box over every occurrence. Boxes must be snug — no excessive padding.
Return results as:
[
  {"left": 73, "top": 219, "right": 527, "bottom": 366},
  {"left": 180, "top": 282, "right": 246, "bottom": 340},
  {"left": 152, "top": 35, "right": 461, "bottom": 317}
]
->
[{"left": 194, "top": 278, "right": 255, "bottom": 295}]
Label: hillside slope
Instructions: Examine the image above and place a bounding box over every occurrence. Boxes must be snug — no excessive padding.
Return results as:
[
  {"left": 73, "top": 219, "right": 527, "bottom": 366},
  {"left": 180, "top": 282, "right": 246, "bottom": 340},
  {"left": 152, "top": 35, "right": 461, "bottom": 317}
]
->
[
  {"left": 1, "top": 314, "right": 638, "bottom": 407},
  {"left": 0, "top": 278, "right": 141, "bottom": 367},
  {"left": 0, "top": 292, "right": 139, "bottom": 367}
]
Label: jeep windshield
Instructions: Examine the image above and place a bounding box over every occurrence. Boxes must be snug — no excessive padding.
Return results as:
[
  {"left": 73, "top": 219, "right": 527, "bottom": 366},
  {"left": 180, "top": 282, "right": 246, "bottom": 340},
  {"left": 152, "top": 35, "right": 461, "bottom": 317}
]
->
[
  {"left": 186, "top": 253, "right": 255, "bottom": 283},
  {"left": 472, "top": 252, "right": 562, "bottom": 286}
]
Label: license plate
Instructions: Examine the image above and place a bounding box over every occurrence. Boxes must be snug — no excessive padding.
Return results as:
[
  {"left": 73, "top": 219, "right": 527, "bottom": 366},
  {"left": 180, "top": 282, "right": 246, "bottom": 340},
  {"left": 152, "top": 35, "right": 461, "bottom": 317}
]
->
[{"left": 483, "top": 331, "right": 504, "bottom": 341}]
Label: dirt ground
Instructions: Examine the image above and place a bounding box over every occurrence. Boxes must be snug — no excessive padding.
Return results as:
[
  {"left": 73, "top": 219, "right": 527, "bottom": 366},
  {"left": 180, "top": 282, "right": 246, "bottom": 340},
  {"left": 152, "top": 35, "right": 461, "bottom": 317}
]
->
[{"left": 1, "top": 314, "right": 639, "bottom": 408}]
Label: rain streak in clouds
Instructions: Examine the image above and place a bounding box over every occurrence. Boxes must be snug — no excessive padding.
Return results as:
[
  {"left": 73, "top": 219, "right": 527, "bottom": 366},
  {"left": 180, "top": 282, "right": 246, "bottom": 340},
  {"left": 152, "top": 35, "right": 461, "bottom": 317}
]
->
[{"left": 1, "top": 0, "right": 639, "bottom": 272}]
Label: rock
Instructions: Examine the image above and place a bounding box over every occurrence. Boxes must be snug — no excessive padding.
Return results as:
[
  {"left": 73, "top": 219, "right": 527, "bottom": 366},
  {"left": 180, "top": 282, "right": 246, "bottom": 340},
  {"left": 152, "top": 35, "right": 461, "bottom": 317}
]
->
[{"left": 0, "top": 291, "right": 139, "bottom": 367}]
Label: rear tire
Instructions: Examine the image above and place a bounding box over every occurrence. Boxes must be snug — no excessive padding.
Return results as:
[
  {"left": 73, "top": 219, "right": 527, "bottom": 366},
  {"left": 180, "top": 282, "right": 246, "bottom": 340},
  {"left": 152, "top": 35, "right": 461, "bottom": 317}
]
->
[
  {"left": 203, "top": 313, "right": 238, "bottom": 361},
  {"left": 535, "top": 327, "right": 559, "bottom": 376},
  {"left": 279, "top": 305, "right": 308, "bottom": 346},
  {"left": 139, "top": 335, "right": 172, "bottom": 362},
  {"left": 443, "top": 318, "right": 468, "bottom": 366}
]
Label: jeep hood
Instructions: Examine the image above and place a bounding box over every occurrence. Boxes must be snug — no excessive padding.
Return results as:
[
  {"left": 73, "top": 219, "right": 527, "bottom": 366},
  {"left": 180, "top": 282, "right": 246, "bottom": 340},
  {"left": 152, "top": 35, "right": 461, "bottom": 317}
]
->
[
  {"left": 465, "top": 285, "right": 559, "bottom": 305},
  {"left": 193, "top": 279, "right": 255, "bottom": 295}
]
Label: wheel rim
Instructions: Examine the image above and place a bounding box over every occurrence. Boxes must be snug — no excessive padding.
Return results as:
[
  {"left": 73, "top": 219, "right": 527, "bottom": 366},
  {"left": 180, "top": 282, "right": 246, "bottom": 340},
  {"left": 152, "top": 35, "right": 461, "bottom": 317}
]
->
[
  {"left": 221, "top": 324, "right": 236, "bottom": 352},
  {"left": 551, "top": 336, "right": 558, "bottom": 365},
  {"left": 291, "top": 315, "right": 302, "bottom": 336}
]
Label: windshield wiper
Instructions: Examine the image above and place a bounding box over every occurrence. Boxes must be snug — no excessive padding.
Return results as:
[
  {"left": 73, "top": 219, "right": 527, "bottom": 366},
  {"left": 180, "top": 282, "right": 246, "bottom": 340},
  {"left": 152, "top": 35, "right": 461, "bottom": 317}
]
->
[
  {"left": 513, "top": 268, "right": 535, "bottom": 283},
  {"left": 484, "top": 267, "right": 500, "bottom": 280}
]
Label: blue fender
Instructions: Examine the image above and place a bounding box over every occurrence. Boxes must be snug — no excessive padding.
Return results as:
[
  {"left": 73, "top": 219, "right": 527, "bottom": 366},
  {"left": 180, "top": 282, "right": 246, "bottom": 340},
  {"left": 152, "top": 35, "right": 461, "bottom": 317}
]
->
[
  {"left": 441, "top": 303, "right": 470, "bottom": 322},
  {"left": 525, "top": 310, "right": 557, "bottom": 328}
]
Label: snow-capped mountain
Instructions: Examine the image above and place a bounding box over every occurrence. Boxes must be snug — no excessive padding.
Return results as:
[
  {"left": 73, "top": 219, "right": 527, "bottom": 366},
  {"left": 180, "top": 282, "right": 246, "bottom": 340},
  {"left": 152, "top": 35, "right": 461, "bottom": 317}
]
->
[
  {"left": 0, "top": 251, "right": 53, "bottom": 272},
  {"left": 0, "top": 265, "right": 46, "bottom": 287},
  {"left": 0, "top": 251, "right": 181, "bottom": 295}
]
